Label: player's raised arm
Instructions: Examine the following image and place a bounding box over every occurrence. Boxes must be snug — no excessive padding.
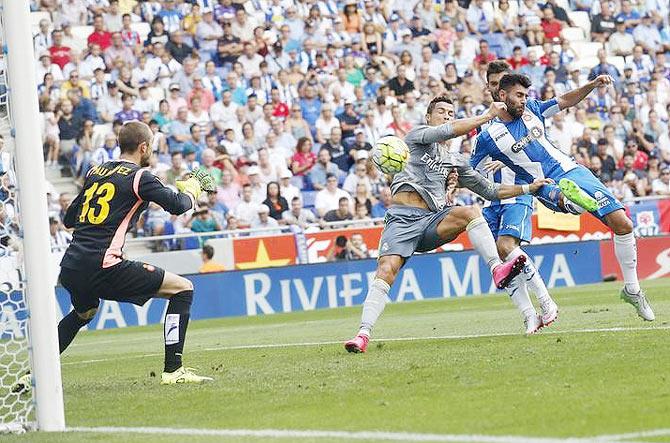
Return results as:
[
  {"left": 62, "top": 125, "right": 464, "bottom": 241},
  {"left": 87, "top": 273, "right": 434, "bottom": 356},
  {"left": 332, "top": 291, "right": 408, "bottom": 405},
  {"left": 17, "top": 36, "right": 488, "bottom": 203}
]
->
[
  {"left": 557, "top": 74, "right": 613, "bottom": 110},
  {"left": 62, "top": 192, "right": 84, "bottom": 229},
  {"left": 406, "top": 97, "right": 507, "bottom": 146}
]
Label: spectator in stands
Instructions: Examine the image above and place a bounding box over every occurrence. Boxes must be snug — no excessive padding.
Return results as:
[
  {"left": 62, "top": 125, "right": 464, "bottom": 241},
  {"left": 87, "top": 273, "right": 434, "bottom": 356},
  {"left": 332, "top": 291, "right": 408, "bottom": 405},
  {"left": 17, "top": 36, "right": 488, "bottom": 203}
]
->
[
  {"left": 323, "top": 196, "right": 353, "bottom": 224},
  {"left": 589, "top": 49, "right": 621, "bottom": 83},
  {"left": 56, "top": 99, "right": 81, "bottom": 157},
  {"left": 166, "top": 151, "right": 186, "bottom": 186},
  {"left": 49, "top": 29, "right": 72, "bottom": 71},
  {"left": 92, "top": 133, "right": 120, "bottom": 166},
  {"left": 282, "top": 196, "right": 317, "bottom": 229},
  {"left": 262, "top": 182, "right": 289, "bottom": 222},
  {"left": 322, "top": 127, "right": 349, "bottom": 172},
  {"left": 309, "top": 148, "right": 340, "bottom": 191},
  {"left": 314, "top": 173, "right": 350, "bottom": 217},
  {"left": 327, "top": 235, "right": 348, "bottom": 261},
  {"left": 251, "top": 204, "right": 280, "bottom": 233},
  {"left": 199, "top": 244, "right": 226, "bottom": 273},
  {"left": 88, "top": 14, "right": 113, "bottom": 50},
  {"left": 346, "top": 233, "right": 370, "bottom": 260},
  {"left": 218, "top": 169, "right": 241, "bottom": 210},
  {"left": 290, "top": 137, "right": 316, "bottom": 180},
  {"left": 652, "top": 167, "right": 670, "bottom": 196},
  {"left": 371, "top": 186, "right": 392, "bottom": 218},
  {"left": 634, "top": 13, "right": 663, "bottom": 54},
  {"left": 189, "top": 205, "right": 222, "bottom": 235},
  {"left": 343, "top": 159, "right": 371, "bottom": 195},
  {"left": 114, "top": 94, "right": 142, "bottom": 123},
  {"left": 49, "top": 216, "right": 72, "bottom": 253},
  {"left": 609, "top": 18, "right": 636, "bottom": 57}
]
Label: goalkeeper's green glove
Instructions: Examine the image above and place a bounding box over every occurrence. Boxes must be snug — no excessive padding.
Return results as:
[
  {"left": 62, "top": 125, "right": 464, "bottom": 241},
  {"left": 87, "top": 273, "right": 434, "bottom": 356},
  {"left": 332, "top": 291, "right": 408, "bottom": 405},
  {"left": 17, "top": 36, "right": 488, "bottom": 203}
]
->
[
  {"left": 191, "top": 167, "right": 217, "bottom": 193},
  {"left": 176, "top": 177, "right": 202, "bottom": 200}
]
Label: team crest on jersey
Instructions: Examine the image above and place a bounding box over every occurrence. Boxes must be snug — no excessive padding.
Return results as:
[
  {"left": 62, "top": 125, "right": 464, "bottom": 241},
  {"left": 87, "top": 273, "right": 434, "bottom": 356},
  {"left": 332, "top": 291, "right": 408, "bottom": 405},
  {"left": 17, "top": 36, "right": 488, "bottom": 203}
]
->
[
  {"left": 594, "top": 191, "right": 611, "bottom": 209},
  {"left": 510, "top": 126, "right": 543, "bottom": 153},
  {"left": 522, "top": 113, "right": 532, "bottom": 122}
]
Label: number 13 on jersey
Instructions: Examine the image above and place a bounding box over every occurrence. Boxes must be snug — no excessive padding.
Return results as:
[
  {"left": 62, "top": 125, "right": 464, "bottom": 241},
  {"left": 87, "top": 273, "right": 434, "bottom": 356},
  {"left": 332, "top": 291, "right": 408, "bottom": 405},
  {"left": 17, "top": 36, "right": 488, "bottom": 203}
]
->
[{"left": 79, "top": 182, "right": 116, "bottom": 224}]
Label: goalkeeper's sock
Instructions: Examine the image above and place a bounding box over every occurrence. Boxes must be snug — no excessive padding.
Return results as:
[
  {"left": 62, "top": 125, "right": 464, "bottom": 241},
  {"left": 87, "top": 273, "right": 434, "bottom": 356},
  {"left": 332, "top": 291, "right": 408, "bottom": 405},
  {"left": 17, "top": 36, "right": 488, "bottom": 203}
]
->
[
  {"left": 466, "top": 217, "right": 502, "bottom": 272},
  {"left": 507, "top": 247, "right": 550, "bottom": 304},
  {"left": 164, "top": 290, "right": 193, "bottom": 373},
  {"left": 359, "top": 278, "right": 391, "bottom": 337},
  {"left": 614, "top": 232, "right": 641, "bottom": 295},
  {"left": 58, "top": 310, "right": 93, "bottom": 353}
]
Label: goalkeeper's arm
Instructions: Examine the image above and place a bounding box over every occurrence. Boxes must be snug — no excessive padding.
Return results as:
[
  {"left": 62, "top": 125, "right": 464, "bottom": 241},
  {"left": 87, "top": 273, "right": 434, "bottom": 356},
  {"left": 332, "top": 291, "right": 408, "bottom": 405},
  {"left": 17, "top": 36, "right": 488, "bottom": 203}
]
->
[{"left": 137, "top": 169, "right": 196, "bottom": 214}]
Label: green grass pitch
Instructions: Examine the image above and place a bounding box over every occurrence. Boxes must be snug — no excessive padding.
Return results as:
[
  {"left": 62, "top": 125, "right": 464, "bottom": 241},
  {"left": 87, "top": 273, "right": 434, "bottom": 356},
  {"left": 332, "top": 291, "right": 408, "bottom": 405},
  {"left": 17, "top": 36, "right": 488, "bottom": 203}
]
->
[{"left": 7, "top": 279, "right": 670, "bottom": 443}]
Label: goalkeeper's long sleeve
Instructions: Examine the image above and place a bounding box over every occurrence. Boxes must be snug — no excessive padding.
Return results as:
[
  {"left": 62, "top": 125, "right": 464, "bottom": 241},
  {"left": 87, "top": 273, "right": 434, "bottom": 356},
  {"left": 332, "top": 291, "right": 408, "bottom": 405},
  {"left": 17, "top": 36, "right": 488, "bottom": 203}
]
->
[{"left": 137, "top": 170, "right": 194, "bottom": 215}]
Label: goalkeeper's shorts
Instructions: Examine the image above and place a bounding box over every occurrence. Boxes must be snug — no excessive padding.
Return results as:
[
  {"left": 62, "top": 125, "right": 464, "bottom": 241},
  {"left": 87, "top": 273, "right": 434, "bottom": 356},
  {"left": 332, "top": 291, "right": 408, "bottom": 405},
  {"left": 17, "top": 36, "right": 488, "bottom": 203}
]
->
[{"left": 60, "top": 260, "right": 165, "bottom": 314}]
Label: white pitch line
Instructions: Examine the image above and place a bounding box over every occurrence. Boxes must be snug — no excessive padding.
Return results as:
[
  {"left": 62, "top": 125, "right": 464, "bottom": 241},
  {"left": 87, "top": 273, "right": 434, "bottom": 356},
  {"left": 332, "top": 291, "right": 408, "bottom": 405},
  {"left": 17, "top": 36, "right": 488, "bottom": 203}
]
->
[
  {"left": 61, "top": 325, "right": 670, "bottom": 367},
  {"left": 67, "top": 425, "right": 588, "bottom": 443},
  {"left": 593, "top": 428, "right": 670, "bottom": 441}
]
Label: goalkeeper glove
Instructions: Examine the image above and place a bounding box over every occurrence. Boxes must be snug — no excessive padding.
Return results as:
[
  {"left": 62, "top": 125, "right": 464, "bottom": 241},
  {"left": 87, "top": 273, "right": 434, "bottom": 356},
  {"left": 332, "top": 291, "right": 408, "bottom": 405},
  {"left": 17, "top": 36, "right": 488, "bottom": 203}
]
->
[
  {"left": 176, "top": 177, "right": 203, "bottom": 200},
  {"left": 191, "top": 167, "right": 217, "bottom": 193}
]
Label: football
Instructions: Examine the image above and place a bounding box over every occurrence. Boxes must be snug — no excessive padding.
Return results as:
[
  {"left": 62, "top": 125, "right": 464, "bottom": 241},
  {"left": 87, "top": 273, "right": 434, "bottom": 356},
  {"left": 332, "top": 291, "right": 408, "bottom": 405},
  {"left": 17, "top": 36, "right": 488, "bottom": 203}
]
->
[{"left": 371, "top": 135, "right": 410, "bottom": 175}]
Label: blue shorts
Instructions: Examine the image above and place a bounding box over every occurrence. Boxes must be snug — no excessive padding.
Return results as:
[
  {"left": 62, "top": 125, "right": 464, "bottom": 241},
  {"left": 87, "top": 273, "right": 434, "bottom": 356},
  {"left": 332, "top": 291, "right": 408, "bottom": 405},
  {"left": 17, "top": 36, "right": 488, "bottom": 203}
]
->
[
  {"left": 483, "top": 204, "right": 532, "bottom": 243},
  {"left": 558, "top": 166, "right": 624, "bottom": 219}
]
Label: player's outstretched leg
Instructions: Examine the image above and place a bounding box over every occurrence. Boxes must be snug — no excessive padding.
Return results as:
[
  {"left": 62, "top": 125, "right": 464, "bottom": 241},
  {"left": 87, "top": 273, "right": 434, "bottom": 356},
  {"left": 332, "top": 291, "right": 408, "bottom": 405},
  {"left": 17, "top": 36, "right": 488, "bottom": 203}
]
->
[
  {"left": 559, "top": 178, "right": 599, "bottom": 213},
  {"left": 59, "top": 307, "right": 98, "bottom": 352},
  {"left": 604, "top": 210, "right": 655, "bottom": 321},
  {"left": 158, "top": 272, "right": 213, "bottom": 383},
  {"left": 345, "top": 255, "right": 402, "bottom": 353}
]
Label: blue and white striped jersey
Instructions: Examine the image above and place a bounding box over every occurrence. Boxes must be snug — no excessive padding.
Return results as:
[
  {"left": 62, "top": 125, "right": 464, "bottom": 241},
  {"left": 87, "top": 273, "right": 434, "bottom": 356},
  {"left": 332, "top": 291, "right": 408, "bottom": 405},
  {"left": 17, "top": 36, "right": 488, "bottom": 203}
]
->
[{"left": 471, "top": 98, "right": 575, "bottom": 208}]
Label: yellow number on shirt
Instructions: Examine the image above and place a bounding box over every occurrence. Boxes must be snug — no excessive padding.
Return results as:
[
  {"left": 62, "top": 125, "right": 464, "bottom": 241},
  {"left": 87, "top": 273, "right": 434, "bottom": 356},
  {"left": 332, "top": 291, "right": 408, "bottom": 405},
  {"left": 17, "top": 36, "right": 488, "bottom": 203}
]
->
[{"left": 79, "top": 182, "right": 116, "bottom": 225}]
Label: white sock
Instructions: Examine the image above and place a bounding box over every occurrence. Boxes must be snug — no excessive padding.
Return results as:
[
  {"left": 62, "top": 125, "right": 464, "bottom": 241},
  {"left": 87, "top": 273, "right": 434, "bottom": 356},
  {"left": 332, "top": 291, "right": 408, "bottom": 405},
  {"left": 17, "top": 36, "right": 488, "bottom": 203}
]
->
[
  {"left": 506, "top": 273, "right": 536, "bottom": 318},
  {"left": 359, "top": 278, "right": 391, "bottom": 337},
  {"left": 614, "top": 232, "right": 641, "bottom": 294},
  {"left": 466, "top": 217, "right": 503, "bottom": 273},
  {"left": 506, "top": 247, "right": 551, "bottom": 304}
]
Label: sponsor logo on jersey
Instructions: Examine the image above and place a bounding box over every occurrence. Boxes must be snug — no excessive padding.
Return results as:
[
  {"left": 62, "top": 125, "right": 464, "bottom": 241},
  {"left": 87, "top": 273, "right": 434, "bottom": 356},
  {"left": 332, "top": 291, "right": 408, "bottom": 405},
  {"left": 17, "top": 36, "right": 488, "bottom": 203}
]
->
[
  {"left": 420, "top": 152, "right": 452, "bottom": 179},
  {"left": 510, "top": 126, "right": 543, "bottom": 153}
]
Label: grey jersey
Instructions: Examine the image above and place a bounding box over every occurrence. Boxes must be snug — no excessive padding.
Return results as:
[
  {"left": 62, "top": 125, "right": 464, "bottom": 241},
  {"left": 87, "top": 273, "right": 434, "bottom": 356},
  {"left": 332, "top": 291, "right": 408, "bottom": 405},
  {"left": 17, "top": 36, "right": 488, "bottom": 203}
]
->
[{"left": 391, "top": 124, "right": 501, "bottom": 211}]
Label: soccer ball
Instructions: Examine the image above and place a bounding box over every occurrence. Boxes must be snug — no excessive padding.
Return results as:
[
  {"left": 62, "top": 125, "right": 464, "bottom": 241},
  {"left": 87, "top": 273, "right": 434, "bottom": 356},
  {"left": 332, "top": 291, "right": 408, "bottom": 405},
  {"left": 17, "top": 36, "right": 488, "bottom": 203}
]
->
[{"left": 371, "top": 136, "right": 410, "bottom": 175}]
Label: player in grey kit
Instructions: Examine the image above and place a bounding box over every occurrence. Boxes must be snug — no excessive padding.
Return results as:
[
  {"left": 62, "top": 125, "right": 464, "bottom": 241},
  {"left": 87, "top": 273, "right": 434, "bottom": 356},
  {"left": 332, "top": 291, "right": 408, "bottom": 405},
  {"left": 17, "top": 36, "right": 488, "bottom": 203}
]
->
[{"left": 345, "top": 96, "right": 552, "bottom": 353}]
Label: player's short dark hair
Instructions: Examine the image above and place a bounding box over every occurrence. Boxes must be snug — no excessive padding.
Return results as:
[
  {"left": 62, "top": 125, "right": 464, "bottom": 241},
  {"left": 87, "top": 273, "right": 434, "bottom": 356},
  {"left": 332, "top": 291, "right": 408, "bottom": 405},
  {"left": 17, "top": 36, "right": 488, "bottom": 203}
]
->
[
  {"left": 499, "top": 73, "right": 532, "bottom": 92},
  {"left": 486, "top": 60, "right": 511, "bottom": 81},
  {"left": 426, "top": 96, "right": 454, "bottom": 115},
  {"left": 202, "top": 244, "right": 215, "bottom": 259},
  {"left": 118, "top": 121, "right": 152, "bottom": 155}
]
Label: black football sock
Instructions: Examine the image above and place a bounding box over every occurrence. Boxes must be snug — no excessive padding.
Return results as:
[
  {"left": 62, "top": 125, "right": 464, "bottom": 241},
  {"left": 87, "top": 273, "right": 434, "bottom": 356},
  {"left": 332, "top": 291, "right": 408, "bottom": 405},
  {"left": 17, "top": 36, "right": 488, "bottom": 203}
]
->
[
  {"left": 58, "top": 310, "right": 93, "bottom": 353},
  {"left": 163, "top": 290, "right": 193, "bottom": 373}
]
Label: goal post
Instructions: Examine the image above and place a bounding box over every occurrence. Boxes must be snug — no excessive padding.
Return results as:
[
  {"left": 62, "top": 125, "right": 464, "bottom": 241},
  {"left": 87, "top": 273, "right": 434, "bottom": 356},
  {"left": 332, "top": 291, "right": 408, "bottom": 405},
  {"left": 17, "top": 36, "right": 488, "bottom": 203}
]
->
[{"left": 1, "top": 0, "right": 65, "bottom": 432}]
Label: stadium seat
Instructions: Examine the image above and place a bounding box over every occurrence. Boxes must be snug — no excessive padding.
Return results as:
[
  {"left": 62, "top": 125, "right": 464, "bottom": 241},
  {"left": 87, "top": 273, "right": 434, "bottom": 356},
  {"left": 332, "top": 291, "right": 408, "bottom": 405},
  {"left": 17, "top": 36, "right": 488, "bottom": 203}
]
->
[
  {"left": 607, "top": 56, "right": 626, "bottom": 74},
  {"left": 568, "top": 11, "right": 592, "bottom": 37},
  {"left": 131, "top": 22, "right": 151, "bottom": 43},
  {"left": 571, "top": 41, "right": 604, "bottom": 59},
  {"left": 560, "top": 27, "right": 586, "bottom": 42},
  {"left": 182, "top": 236, "right": 201, "bottom": 250},
  {"left": 572, "top": 56, "right": 599, "bottom": 72},
  {"left": 70, "top": 25, "right": 93, "bottom": 45},
  {"left": 30, "top": 11, "right": 51, "bottom": 27},
  {"left": 301, "top": 190, "right": 318, "bottom": 209}
]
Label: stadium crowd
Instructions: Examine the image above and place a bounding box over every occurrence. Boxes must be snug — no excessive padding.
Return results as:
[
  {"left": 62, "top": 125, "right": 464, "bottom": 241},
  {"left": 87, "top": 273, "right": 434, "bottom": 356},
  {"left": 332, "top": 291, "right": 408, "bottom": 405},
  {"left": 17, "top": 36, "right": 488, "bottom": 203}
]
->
[{"left": 24, "top": 0, "right": 670, "bottom": 250}]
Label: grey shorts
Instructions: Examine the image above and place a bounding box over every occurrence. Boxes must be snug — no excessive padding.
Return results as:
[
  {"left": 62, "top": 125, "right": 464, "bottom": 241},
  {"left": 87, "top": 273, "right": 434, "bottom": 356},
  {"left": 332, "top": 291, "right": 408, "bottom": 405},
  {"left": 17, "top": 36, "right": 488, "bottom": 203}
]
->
[{"left": 378, "top": 205, "right": 453, "bottom": 259}]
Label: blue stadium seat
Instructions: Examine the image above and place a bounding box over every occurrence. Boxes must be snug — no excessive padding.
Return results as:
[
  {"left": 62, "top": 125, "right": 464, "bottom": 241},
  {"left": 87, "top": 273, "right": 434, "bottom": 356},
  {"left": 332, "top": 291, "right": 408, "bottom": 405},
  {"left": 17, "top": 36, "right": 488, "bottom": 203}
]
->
[
  {"left": 302, "top": 190, "right": 318, "bottom": 209},
  {"left": 181, "top": 236, "right": 201, "bottom": 250}
]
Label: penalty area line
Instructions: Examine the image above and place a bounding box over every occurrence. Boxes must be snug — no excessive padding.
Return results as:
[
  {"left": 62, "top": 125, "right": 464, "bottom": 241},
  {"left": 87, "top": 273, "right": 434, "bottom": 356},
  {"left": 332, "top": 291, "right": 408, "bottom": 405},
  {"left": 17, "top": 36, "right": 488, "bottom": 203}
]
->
[
  {"left": 61, "top": 325, "right": 670, "bottom": 367},
  {"left": 67, "top": 426, "right": 586, "bottom": 442}
]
